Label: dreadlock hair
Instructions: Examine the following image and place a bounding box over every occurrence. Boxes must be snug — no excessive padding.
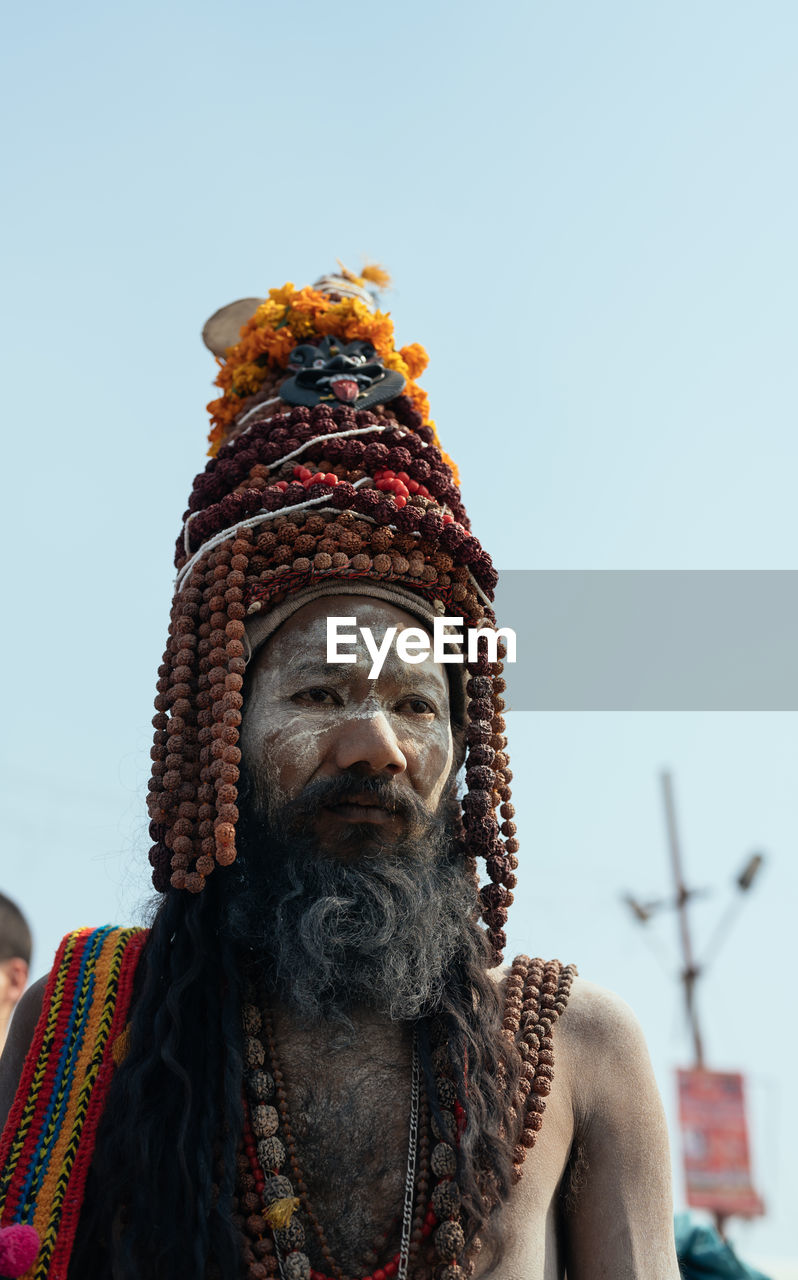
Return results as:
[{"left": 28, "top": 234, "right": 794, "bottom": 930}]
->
[{"left": 68, "top": 866, "right": 520, "bottom": 1277}]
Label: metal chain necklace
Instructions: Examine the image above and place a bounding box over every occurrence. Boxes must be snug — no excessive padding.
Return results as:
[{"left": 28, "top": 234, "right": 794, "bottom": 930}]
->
[{"left": 396, "top": 1031, "right": 420, "bottom": 1280}]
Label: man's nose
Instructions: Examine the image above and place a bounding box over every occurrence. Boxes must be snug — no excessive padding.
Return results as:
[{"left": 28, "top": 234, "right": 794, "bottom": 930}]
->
[{"left": 330, "top": 711, "right": 407, "bottom": 776}]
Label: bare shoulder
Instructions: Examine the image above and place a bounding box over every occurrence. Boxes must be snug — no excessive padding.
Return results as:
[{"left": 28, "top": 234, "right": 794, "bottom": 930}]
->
[
  {"left": 487, "top": 965, "right": 652, "bottom": 1121},
  {"left": 557, "top": 976, "right": 649, "bottom": 1052},
  {"left": 0, "top": 972, "right": 49, "bottom": 1131},
  {"left": 556, "top": 977, "right": 658, "bottom": 1129},
  {"left": 488, "top": 961, "right": 643, "bottom": 1039}
]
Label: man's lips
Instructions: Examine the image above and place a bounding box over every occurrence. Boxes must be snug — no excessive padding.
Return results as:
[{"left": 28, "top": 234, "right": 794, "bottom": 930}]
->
[{"left": 320, "top": 794, "right": 396, "bottom": 825}]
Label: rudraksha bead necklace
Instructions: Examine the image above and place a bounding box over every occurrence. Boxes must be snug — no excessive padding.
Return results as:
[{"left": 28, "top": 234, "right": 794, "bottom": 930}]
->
[
  {"left": 242, "top": 999, "right": 430, "bottom": 1280},
  {"left": 233, "top": 957, "right": 576, "bottom": 1280}
]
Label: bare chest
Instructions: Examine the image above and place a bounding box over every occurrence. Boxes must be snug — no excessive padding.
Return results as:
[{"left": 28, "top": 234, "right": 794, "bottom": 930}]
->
[{"left": 271, "top": 1016, "right": 415, "bottom": 1276}]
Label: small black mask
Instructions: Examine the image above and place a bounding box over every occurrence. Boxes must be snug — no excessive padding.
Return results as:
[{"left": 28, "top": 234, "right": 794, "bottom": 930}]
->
[{"left": 279, "top": 336, "right": 406, "bottom": 410}]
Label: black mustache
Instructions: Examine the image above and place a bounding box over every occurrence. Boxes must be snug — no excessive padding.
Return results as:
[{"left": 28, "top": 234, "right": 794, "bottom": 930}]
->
[{"left": 288, "top": 772, "right": 418, "bottom": 823}]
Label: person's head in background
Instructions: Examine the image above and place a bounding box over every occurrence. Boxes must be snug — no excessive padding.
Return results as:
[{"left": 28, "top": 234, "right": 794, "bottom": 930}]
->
[{"left": 0, "top": 893, "right": 32, "bottom": 1055}]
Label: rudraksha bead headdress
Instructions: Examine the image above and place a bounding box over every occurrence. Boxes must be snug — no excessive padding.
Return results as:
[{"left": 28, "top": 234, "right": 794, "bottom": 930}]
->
[{"left": 147, "top": 266, "right": 517, "bottom": 963}]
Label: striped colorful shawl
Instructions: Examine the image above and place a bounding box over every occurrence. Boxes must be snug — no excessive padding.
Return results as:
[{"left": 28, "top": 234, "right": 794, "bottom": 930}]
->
[{"left": 0, "top": 926, "right": 147, "bottom": 1279}]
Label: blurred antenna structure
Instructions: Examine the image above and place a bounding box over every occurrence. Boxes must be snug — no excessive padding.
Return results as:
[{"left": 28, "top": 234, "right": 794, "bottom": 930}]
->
[
  {"left": 622, "top": 770, "right": 766, "bottom": 1238},
  {"left": 622, "top": 770, "right": 765, "bottom": 1066}
]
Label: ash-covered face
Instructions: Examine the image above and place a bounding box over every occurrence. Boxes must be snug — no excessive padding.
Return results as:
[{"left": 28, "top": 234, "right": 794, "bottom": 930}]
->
[
  {"left": 279, "top": 336, "right": 406, "bottom": 410},
  {"left": 239, "top": 596, "right": 456, "bottom": 860}
]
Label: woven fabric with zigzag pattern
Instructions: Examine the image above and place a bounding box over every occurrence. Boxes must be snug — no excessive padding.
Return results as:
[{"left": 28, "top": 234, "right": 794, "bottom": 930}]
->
[{"left": 0, "top": 926, "right": 147, "bottom": 1279}]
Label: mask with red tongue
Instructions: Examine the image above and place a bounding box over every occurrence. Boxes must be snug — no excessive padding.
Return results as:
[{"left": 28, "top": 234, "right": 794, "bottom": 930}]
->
[
  {"left": 329, "top": 374, "right": 359, "bottom": 402},
  {"left": 278, "top": 335, "right": 406, "bottom": 411}
]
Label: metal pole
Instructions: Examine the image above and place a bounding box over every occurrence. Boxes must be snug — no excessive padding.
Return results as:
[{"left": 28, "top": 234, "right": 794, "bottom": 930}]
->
[{"left": 661, "top": 771, "right": 706, "bottom": 1069}]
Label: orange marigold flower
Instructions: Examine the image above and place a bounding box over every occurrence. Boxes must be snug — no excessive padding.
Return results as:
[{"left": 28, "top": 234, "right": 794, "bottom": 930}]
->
[
  {"left": 289, "top": 286, "right": 326, "bottom": 314},
  {"left": 239, "top": 328, "right": 274, "bottom": 362},
  {"left": 399, "top": 343, "right": 429, "bottom": 379}
]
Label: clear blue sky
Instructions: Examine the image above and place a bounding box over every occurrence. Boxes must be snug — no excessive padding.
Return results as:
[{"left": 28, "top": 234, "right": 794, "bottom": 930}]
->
[{"left": 2, "top": 1, "right": 796, "bottom": 1267}]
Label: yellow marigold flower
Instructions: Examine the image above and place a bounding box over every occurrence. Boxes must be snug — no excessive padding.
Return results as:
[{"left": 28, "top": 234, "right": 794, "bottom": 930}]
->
[
  {"left": 229, "top": 361, "right": 266, "bottom": 396},
  {"left": 268, "top": 283, "right": 296, "bottom": 307},
  {"left": 254, "top": 299, "right": 286, "bottom": 327},
  {"left": 286, "top": 311, "right": 318, "bottom": 339},
  {"left": 382, "top": 351, "right": 409, "bottom": 377},
  {"left": 399, "top": 343, "right": 429, "bottom": 379}
]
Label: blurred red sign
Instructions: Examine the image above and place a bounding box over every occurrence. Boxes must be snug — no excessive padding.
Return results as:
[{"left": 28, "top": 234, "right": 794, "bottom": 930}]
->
[{"left": 677, "top": 1069, "right": 764, "bottom": 1218}]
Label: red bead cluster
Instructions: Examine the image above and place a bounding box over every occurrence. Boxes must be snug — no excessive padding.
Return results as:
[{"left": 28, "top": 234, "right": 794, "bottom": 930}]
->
[
  {"left": 177, "top": 406, "right": 469, "bottom": 563},
  {"left": 290, "top": 465, "right": 339, "bottom": 490}
]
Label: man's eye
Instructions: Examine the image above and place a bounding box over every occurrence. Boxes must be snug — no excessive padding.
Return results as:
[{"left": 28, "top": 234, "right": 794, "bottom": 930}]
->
[
  {"left": 292, "top": 687, "right": 338, "bottom": 706},
  {"left": 400, "top": 697, "right": 436, "bottom": 716}
]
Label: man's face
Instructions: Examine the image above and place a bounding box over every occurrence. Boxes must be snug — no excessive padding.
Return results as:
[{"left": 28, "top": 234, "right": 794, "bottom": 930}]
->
[{"left": 239, "top": 595, "right": 455, "bottom": 858}]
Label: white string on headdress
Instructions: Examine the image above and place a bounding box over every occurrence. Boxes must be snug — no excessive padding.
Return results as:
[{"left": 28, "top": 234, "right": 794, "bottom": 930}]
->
[
  {"left": 175, "top": 421, "right": 492, "bottom": 606},
  {"left": 175, "top": 479, "right": 372, "bottom": 592},
  {"left": 182, "top": 422, "right": 422, "bottom": 559},
  {"left": 176, "top": 496, "right": 490, "bottom": 617},
  {"left": 234, "top": 397, "right": 283, "bottom": 431}
]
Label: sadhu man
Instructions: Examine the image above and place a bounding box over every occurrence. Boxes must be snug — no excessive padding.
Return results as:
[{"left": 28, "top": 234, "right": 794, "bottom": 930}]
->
[{"left": 0, "top": 269, "right": 680, "bottom": 1279}]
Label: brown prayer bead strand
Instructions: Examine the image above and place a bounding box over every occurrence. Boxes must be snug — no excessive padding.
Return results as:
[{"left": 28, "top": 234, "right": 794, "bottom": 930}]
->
[
  {"left": 150, "top": 567, "right": 208, "bottom": 886},
  {"left": 261, "top": 1009, "right": 347, "bottom": 1280},
  {"left": 511, "top": 959, "right": 577, "bottom": 1182},
  {"left": 156, "top": 616, "right": 188, "bottom": 817},
  {"left": 164, "top": 566, "right": 208, "bottom": 807},
  {"left": 202, "top": 535, "right": 249, "bottom": 878},
  {"left": 195, "top": 557, "right": 222, "bottom": 844},
  {"left": 235, "top": 1140, "right": 278, "bottom": 1280},
  {"left": 488, "top": 670, "right": 519, "bottom": 893},
  {"left": 165, "top": 597, "right": 204, "bottom": 874},
  {"left": 147, "top": 634, "right": 173, "bottom": 877}
]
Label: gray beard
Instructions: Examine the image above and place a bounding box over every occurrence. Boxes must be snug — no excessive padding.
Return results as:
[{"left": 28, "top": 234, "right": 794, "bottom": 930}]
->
[{"left": 225, "top": 775, "right": 477, "bottom": 1022}]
